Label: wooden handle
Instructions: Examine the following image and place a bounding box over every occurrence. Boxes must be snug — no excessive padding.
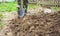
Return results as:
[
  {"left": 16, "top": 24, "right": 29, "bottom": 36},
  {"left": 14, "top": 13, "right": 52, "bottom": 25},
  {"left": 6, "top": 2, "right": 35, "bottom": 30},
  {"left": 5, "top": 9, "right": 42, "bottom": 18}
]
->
[{"left": 21, "top": 0, "right": 23, "bottom": 8}]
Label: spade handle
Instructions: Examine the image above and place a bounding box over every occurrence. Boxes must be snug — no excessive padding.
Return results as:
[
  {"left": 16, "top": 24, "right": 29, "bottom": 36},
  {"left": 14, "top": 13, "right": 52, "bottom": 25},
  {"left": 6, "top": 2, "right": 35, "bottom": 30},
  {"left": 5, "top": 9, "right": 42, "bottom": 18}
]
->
[{"left": 21, "top": 0, "right": 23, "bottom": 8}]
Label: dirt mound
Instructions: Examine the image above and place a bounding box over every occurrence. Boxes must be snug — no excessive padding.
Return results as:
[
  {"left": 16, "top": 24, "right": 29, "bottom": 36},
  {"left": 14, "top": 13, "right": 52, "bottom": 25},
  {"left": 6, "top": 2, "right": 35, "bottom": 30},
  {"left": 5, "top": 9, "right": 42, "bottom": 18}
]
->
[{"left": 3, "top": 11, "right": 60, "bottom": 36}]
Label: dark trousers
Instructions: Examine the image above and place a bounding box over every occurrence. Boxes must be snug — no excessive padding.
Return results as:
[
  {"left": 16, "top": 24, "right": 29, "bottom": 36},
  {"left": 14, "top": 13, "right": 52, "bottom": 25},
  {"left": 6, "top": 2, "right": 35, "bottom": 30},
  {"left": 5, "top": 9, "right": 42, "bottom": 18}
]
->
[
  {"left": 23, "top": 4, "right": 28, "bottom": 13},
  {"left": 17, "top": 0, "right": 28, "bottom": 13}
]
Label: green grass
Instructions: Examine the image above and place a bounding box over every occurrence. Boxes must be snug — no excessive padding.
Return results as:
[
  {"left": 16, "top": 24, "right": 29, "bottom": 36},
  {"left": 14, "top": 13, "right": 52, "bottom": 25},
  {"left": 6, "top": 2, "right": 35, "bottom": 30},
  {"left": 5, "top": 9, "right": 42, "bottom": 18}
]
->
[
  {"left": 28, "top": 4, "right": 39, "bottom": 9},
  {"left": 0, "top": 22, "right": 4, "bottom": 30},
  {"left": 0, "top": 14, "right": 4, "bottom": 30},
  {"left": 0, "top": 2, "right": 17, "bottom": 12},
  {"left": 0, "top": 14, "right": 4, "bottom": 18},
  {"left": 0, "top": 23, "right": 3, "bottom": 27},
  {"left": 51, "top": 7, "right": 60, "bottom": 11},
  {"left": 0, "top": 2, "right": 38, "bottom": 12},
  {"left": 0, "top": 2, "right": 60, "bottom": 12}
]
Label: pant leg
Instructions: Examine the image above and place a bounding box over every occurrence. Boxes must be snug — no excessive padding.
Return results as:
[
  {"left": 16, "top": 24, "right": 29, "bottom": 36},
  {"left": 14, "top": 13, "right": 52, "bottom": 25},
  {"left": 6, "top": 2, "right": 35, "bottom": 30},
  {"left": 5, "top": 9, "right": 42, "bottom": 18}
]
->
[
  {"left": 17, "top": 0, "right": 21, "bottom": 5},
  {"left": 17, "top": 0, "right": 21, "bottom": 9},
  {"left": 23, "top": 0, "right": 28, "bottom": 13},
  {"left": 23, "top": 5, "right": 28, "bottom": 13}
]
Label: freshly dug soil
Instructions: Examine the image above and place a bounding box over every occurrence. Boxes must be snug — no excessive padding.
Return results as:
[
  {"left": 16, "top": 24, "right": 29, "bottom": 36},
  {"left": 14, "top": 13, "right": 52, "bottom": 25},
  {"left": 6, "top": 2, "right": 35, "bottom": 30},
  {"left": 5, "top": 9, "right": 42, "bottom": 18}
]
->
[{"left": 3, "top": 11, "right": 60, "bottom": 36}]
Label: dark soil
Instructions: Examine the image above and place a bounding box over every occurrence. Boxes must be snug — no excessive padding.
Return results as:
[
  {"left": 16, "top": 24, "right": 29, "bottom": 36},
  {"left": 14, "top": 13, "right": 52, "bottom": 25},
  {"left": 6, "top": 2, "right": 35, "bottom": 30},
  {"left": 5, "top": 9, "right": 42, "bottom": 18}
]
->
[{"left": 2, "top": 11, "right": 60, "bottom": 36}]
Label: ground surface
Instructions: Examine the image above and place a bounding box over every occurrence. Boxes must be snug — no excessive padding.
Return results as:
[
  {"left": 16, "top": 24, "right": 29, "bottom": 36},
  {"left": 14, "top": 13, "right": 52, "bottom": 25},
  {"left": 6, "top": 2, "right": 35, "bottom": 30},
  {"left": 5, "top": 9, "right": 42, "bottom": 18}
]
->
[{"left": 0, "top": 8, "right": 60, "bottom": 36}]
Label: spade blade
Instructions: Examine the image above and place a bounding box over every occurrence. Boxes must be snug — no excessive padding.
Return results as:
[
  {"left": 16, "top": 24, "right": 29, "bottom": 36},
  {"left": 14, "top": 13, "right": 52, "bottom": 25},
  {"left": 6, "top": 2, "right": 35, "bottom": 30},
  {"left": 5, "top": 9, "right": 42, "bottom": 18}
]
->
[{"left": 18, "top": 8, "right": 26, "bottom": 18}]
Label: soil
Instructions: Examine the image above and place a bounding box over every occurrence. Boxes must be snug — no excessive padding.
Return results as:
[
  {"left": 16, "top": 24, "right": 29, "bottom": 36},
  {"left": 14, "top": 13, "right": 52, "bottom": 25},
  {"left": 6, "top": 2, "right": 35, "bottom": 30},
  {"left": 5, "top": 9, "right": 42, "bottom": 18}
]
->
[{"left": 0, "top": 9, "right": 60, "bottom": 36}]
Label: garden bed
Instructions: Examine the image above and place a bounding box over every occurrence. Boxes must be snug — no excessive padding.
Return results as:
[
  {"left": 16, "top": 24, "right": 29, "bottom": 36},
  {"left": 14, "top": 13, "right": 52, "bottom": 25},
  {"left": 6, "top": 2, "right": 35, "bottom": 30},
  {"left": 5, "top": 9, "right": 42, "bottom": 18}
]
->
[{"left": 0, "top": 10, "right": 60, "bottom": 36}]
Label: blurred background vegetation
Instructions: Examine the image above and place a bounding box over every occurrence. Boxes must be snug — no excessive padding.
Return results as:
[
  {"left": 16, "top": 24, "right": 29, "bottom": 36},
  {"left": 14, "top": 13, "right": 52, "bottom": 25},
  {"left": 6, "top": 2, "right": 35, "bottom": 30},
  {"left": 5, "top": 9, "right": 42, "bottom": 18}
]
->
[
  {"left": 0, "top": 0, "right": 60, "bottom": 12},
  {"left": 0, "top": 14, "right": 4, "bottom": 30},
  {"left": 0, "top": 2, "right": 17, "bottom": 12},
  {"left": 0, "top": 2, "right": 37, "bottom": 12}
]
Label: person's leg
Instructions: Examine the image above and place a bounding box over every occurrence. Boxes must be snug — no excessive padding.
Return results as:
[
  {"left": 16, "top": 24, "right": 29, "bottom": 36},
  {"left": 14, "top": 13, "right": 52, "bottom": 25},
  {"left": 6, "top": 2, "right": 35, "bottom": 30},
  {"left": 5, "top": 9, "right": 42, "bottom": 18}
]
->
[
  {"left": 17, "top": 0, "right": 21, "bottom": 9},
  {"left": 24, "top": 5, "right": 28, "bottom": 13},
  {"left": 23, "top": 1, "right": 28, "bottom": 13},
  {"left": 23, "top": 4, "right": 28, "bottom": 16},
  {"left": 17, "top": 0, "right": 21, "bottom": 6},
  {"left": 23, "top": 0, "right": 28, "bottom": 13}
]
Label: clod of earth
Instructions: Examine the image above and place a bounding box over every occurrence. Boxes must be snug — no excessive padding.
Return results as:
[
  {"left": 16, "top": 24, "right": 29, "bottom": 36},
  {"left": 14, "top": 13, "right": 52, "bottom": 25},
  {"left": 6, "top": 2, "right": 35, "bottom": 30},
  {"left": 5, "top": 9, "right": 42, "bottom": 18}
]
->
[{"left": 1, "top": 11, "right": 60, "bottom": 36}]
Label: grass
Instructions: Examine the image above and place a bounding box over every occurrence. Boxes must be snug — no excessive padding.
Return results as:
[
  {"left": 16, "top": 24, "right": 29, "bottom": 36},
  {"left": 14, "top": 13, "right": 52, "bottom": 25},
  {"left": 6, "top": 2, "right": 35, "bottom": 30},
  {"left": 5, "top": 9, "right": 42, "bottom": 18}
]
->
[
  {"left": 0, "top": 2, "right": 38, "bottom": 12},
  {"left": 0, "top": 2, "right": 60, "bottom": 12},
  {"left": 51, "top": 7, "right": 60, "bottom": 11},
  {"left": 0, "top": 2, "right": 17, "bottom": 12},
  {"left": 28, "top": 4, "right": 38, "bottom": 9},
  {"left": 0, "top": 22, "right": 3, "bottom": 30},
  {"left": 0, "top": 14, "right": 4, "bottom": 18},
  {"left": 0, "top": 14, "right": 4, "bottom": 30}
]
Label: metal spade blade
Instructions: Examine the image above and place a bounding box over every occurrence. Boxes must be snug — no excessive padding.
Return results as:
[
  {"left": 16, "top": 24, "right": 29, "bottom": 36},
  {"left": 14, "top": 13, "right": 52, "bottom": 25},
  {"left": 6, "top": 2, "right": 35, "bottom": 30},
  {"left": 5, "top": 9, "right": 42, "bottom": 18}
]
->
[{"left": 18, "top": 8, "right": 25, "bottom": 18}]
